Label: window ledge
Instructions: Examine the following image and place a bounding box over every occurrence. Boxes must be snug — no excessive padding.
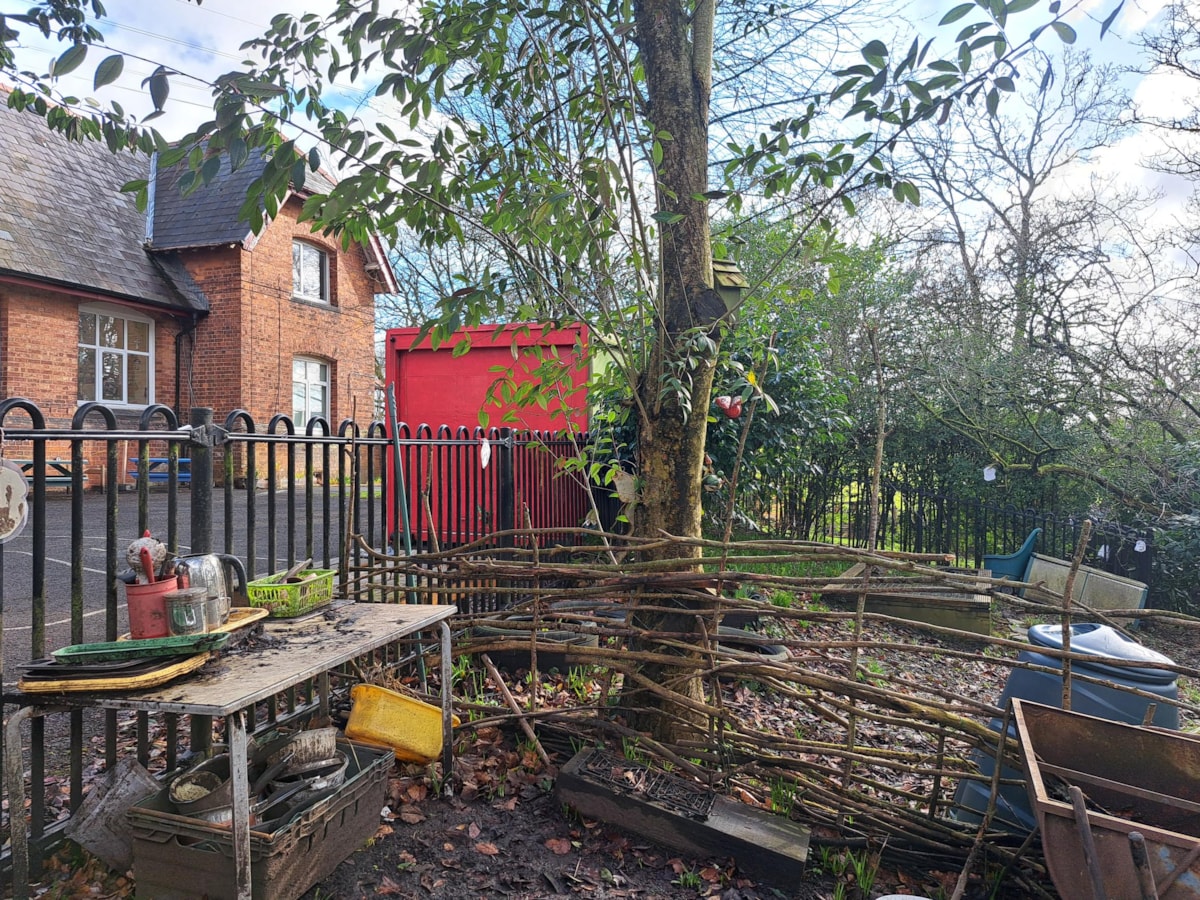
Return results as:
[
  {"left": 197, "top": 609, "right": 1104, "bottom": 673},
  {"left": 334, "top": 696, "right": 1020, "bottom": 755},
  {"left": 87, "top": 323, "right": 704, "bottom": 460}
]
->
[{"left": 291, "top": 295, "right": 337, "bottom": 309}]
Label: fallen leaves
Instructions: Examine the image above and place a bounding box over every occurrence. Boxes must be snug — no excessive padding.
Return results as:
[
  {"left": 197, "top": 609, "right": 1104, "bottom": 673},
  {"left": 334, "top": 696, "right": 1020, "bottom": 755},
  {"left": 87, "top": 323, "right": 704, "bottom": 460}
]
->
[
  {"left": 473, "top": 841, "right": 500, "bottom": 856},
  {"left": 544, "top": 837, "right": 572, "bottom": 855}
]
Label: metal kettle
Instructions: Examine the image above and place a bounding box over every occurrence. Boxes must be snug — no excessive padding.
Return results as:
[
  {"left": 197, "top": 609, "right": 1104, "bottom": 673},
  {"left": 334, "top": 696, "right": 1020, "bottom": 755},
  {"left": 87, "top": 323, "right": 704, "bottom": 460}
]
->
[{"left": 173, "top": 554, "right": 247, "bottom": 625}]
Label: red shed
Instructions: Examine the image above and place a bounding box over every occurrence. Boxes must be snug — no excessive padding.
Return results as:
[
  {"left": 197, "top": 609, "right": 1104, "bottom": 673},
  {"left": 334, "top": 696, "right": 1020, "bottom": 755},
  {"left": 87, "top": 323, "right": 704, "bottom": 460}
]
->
[
  {"left": 385, "top": 323, "right": 589, "bottom": 432},
  {"left": 383, "top": 323, "right": 590, "bottom": 548}
]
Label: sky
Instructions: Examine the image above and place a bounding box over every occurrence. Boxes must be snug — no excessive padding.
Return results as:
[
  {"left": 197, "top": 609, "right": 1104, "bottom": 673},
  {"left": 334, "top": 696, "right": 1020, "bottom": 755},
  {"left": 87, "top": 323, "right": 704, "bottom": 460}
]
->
[
  {"left": 0, "top": 0, "right": 1182, "bottom": 134},
  {"left": 1, "top": 0, "right": 350, "bottom": 138},
  {"left": 1, "top": 0, "right": 1194, "bottom": 229}
]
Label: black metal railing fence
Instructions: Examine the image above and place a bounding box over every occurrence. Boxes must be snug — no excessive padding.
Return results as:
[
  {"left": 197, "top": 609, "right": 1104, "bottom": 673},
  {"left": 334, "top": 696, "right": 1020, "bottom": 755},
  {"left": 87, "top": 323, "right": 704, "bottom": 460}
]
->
[
  {"left": 756, "top": 469, "right": 1152, "bottom": 586},
  {"left": 0, "top": 400, "right": 598, "bottom": 878}
]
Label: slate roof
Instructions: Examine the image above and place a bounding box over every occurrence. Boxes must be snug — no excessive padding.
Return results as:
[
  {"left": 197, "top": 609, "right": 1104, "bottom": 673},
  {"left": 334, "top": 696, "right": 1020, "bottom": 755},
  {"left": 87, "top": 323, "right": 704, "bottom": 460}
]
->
[
  {"left": 151, "top": 145, "right": 338, "bottom": 251},
  {"left": 0, "top": 89, "right": 394, "bottom": 304},
  {"left": 0, "top": 94, "right": 208, "bottom": 313}
]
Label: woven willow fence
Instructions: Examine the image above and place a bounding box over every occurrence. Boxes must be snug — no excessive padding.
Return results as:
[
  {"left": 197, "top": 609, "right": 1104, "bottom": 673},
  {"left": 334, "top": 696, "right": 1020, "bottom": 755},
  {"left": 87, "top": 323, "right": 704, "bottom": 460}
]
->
[{"left": 347, "top": 529, "right": 1200, "bottom": 895}]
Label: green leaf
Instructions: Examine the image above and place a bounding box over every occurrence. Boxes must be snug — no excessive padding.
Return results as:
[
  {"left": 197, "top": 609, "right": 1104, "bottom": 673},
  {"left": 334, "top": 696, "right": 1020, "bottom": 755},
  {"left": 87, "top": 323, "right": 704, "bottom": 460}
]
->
[
  {"left": 308, "top": 146, "right": 321, "bottom": 171},
  {"left": 93, "top": 54, "right": 123, "bottom": 89},
  {"left": 862, "top": 39, "right": 888, "bottom": 67},
  {"left": 200, "top": 154, "right": 222, "bottom": 185},
  {"left": 146, "top": 67, "right": 170, "bottom": 111},
  {"left": 994, "top": 75, "right": 1015, "bottom": 91},
  {"left": 1039, "top": 64, "right": 1055, "bottom": 93},
  {"left": 1100, "top": 0, "right": 1124, "bottom": 38},
  {"left": 986, "top": 87, "right": 1000, "bottom": 116},
  {"left": 229, "top": 136, "right": 249, "bottom": 172},
  {"left": 841, "top": 194, "right": 856, "bottom": 216},
  {"left": 651, "top": 211, "right": 685, "bottom": 225},
  {"left": 906, "top": 80, "right": 932, "bottom": 104},
  {"left": 939, "top": 3, "right": 975, "bottom": 25},
  {"left": 1051, "top": 21, "right": 1077, "bottom": 43},
  {"left": 291, "top": 158, "right": 307, "bottom": 192},
  {"left": 52, "top": 44, "right": 87, "bottom": 78},
  {"left": 1006, "top": 0, "right": 1040, "bottom": 12}
]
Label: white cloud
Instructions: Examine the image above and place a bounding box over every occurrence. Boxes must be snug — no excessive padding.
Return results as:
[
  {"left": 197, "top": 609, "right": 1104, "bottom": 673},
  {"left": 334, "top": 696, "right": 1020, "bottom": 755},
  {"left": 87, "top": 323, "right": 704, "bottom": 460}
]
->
[{"left": 5, "top": 0, "right": 345, "bottom": 139}]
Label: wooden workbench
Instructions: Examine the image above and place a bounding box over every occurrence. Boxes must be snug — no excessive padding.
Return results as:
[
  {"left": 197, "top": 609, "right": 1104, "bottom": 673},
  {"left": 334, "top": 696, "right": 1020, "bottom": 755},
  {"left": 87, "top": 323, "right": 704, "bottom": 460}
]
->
[{"left": 5, "top": 602, "right": 456, "bottom": 900}]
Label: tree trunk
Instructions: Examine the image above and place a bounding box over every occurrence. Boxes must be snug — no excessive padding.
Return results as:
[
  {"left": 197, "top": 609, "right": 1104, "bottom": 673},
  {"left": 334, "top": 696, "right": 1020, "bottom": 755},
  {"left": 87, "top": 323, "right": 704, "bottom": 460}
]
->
[{"left": 624, "top": 0, "right": 719, "bottom": 742}]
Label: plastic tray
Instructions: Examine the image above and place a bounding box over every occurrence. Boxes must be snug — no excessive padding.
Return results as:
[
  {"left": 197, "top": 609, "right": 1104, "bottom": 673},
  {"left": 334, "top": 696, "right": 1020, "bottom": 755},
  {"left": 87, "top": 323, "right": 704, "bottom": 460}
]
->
[
  {"left": 51, "top": 632, "right": 230, "bottom": 665},
  {"left": 345, "top": 682, "right": 458, "bottom": 763},
  {"left": 246, "top": 569, "right": 335, "bottom": 618}
]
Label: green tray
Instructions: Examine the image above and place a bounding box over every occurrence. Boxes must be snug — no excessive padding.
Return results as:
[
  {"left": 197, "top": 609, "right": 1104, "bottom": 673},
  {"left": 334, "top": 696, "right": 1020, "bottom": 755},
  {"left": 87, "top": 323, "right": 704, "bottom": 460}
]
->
[{"left": 51, "top": 632, "right": 230, "bottom": 665}]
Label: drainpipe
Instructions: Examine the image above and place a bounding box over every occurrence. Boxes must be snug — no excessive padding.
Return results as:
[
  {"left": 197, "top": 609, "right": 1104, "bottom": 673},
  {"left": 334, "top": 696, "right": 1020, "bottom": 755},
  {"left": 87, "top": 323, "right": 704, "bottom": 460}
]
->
[
  {"left": 174, "top": 312, "right": 201, "bottom": 418},
  {"left": 145, "top": 152, "right": 157, "bottom": 244}
]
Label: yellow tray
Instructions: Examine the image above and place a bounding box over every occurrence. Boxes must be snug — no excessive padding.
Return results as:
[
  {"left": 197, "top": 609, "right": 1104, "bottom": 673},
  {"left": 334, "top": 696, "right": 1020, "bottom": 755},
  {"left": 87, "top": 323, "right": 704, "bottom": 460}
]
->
[
  {"left": 17, "top": 651, "right": 212, "bottom": 694},
  {"left": 118, "top": 606, "right": 268, "bottom": 641}
]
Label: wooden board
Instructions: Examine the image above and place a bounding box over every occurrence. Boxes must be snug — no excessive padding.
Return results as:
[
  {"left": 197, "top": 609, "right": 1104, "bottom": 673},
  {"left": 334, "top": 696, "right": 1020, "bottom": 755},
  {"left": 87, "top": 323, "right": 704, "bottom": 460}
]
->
[
  {"left": 557, "top": 749, "right": 809, "bottom": 885},
  {"left": 819, "top": 563, "right": 992, "bottom": 635},
  {"left": 17, "top": 652, "right": 212, "bottom": 694},
  {"left": 1023, "top": 554, "right": 1148, "bottom": 612},
  {"left": 118, "top": 606, "right": 268, "bottom": 642},
  {"left": 21, "top": 603, "right": 455, "bottom": 717}
]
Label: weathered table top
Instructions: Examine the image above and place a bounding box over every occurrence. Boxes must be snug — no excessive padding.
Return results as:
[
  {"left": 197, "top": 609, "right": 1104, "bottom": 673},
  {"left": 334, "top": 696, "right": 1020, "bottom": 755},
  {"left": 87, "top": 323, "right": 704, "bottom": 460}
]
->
[{"left": 11, "top": 602, "right": 455, "bottom": 717}]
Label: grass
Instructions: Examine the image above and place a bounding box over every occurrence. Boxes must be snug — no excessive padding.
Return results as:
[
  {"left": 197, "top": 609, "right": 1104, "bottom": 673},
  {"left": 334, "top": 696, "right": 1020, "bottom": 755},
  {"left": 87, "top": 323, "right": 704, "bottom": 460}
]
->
[
  {"left": 768, "top": 776, "right": 796, "bottom": 816},
  {"left": 671, "top": 866, "right": 703, "bottom": 891},
  {"left": 811, "top": 846, "right": 880, "bottom": 899}
]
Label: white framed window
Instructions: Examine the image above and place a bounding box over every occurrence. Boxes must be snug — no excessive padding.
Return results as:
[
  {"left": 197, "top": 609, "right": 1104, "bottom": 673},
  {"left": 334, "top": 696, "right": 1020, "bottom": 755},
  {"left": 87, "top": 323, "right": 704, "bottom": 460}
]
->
[
  {"left": 293, "top": 357, "right": 329, "bottom": 425},
  {"left": 78, "top": 306, "right": 154, "bottom": 406},
  {"left": 292, "top": 240, "right": 329, "bottom": 302}
]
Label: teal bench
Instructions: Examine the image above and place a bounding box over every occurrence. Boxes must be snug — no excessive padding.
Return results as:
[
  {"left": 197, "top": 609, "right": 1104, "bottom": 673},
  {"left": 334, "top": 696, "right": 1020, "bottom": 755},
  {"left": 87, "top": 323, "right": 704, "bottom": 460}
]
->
[{"left": 983, "top": 527, "right": 1042, "bottom": 581}]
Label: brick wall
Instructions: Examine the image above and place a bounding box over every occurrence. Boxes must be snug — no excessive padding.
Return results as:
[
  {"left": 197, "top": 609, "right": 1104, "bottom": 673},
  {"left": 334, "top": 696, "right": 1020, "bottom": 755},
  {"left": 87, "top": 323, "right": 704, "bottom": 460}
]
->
[
  {"left": 0, "top": 282, "right": 185, "bottom": 428},
  {"left": 181, "top": 195, "right": 380, "bottom": 431}
]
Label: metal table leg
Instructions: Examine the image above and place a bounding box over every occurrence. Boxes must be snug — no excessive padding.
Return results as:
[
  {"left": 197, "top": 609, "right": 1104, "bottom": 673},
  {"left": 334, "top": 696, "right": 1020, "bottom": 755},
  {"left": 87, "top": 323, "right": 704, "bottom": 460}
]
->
[
  {"left": 439, "top": 619, "right": 453, "bottom": 796},
  {"left": 5, "top": 704, "right": 66, "bottom": 900},
  {"left": 227, "top": 708, "right": 253, "bottom": 900}
]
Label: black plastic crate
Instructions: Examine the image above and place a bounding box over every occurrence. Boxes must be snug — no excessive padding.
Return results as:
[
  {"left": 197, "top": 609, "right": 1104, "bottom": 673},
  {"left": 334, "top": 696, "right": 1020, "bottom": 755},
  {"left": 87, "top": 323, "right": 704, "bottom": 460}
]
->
[{"left": 128, "top": 740, "right": 393, "bottom": 900}]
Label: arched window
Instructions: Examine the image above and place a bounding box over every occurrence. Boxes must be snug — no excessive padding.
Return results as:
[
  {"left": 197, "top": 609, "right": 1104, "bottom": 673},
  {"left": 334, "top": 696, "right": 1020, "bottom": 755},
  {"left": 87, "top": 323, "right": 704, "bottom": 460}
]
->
[
  {"left": 293, "top": 356, "right": 329, "bottom": 425},
  {"left": 77, "top": 305, "right": 154, "bottom": 406}
]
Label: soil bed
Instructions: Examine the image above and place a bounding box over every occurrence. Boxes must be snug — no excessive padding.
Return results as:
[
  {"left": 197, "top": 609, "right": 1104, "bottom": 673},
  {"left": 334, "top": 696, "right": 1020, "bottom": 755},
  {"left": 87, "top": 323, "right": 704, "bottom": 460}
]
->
[{"left": 24, "top": 603, "right": 1200, "bottom": 900}]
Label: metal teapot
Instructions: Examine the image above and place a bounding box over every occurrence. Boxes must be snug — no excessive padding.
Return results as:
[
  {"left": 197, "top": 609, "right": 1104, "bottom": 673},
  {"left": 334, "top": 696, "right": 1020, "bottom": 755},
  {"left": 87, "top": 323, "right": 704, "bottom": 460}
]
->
[{"left": 173, "top": 554, "right": 247, "bottom": 626}]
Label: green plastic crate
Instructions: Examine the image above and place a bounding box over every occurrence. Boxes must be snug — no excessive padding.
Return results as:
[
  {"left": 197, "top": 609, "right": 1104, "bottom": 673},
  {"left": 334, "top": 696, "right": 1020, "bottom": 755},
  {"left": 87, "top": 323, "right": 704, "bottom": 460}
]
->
[{"left": 245, "top": 569, "right": 335, "bottom": 617}]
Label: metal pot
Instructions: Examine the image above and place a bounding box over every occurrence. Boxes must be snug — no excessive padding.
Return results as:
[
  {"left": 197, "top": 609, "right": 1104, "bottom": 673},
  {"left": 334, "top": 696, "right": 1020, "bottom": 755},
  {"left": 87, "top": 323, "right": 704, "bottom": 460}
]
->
[
  {"left": 268, "top": 751, "right": 348, "bottom": 806},
  {"left": 165, "top": 587, "right": 208, "bottom": 636},
  {"left": 174, "top": 554, "right": 247, "bottom": 625}
]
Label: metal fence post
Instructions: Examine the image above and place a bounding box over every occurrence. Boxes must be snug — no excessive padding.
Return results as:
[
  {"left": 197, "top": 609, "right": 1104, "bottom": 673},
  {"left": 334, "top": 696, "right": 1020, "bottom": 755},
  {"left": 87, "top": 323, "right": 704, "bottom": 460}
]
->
[
  {"left": 190, "top": 407, "right": 214, "bottom": 555},
  {"left": 189, "top": 407, "right": 215, "bottom": 754},
  {"left": 498, "top": 428, "right": 515, "bottom": 546}
]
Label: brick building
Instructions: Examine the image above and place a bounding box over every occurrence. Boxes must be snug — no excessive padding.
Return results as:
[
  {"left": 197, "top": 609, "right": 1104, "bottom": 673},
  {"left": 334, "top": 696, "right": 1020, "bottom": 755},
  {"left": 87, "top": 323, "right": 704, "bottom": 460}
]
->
[{"left": 0, "top": 90, "right": 396, "bottom": 472}]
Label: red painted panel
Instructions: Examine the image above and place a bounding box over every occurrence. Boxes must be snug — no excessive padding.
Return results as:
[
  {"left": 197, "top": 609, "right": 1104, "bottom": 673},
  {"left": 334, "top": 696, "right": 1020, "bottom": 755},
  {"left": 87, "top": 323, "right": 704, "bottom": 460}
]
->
[
  {"left": 383, "top": 323, "right": 589, "bottom": 547},
  {"left": 385, "top": 323, "right": 589, "bottom": 432}
]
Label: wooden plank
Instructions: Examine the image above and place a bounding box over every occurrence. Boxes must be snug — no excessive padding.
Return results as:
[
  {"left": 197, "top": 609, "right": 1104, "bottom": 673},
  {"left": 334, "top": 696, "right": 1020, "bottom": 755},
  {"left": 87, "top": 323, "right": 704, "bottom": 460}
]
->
[
  {"left": 557, "top": 750, "right": 809, "bottom": 885},
  {"left": 819, "top": 563, "right": 992, "bottom": 635}
]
